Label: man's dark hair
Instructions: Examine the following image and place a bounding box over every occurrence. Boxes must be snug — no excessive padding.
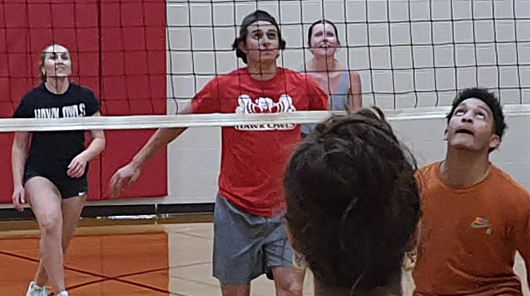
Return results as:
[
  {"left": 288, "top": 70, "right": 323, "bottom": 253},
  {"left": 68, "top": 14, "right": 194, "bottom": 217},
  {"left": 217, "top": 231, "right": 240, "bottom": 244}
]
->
[
  {"left": 231, "top": 10, "right": 286, "bottom": 64},
  {"left": 447, "top": 88, "right": 507, "bottom": 143},
  {"left": 307, "top": 19, "right": 340, "bottom": 47},
  {"left": 285, "top": 108, "right": 422, "bottom": 294}
]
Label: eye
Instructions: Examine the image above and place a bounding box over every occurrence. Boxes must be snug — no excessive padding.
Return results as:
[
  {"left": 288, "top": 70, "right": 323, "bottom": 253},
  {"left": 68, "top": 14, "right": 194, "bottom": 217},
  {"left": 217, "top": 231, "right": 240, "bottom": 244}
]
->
[
  {"left": 326, "top": 31, "right": 335, "bottom": 37},
  {"left": 266, "top": 32, "right": 277, "bottom": 39},
  {"left": 454, "top": 109, "right": 465, "bottom": 116},
  {"left": 253, "top": 32, "right": 263, "bottom": 39},
  {"left": 476, "top": 112, "right": 486, "bottom": 120}
]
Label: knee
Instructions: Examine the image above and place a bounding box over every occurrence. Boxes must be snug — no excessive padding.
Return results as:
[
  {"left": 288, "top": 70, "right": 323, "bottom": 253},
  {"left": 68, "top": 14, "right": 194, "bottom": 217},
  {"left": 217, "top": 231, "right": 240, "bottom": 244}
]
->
[
  {"left": 275, "top": 273, "right": 304, "bottom": 296},
  {"left": 278, "top": 283, "right": 303, "bottom": 296},
  {"left": 39, "top": 213, "right": 62, "bottom": 237}
]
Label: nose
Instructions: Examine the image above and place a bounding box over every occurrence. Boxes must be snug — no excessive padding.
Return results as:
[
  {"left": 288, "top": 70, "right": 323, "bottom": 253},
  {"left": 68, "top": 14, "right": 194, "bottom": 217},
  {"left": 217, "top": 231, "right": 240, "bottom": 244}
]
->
[
  {"left": 461, "top": 111, "right": 473, "bottom": 123},
  {"left": 260, "top": 36, "right": 271, "bottom": 48}
]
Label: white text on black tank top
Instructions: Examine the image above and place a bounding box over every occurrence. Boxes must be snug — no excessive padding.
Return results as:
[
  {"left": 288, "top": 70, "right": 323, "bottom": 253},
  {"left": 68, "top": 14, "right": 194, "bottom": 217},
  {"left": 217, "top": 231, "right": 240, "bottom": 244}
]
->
[{"left": 34, "top": 103, "right": 86, "bottom": 118}]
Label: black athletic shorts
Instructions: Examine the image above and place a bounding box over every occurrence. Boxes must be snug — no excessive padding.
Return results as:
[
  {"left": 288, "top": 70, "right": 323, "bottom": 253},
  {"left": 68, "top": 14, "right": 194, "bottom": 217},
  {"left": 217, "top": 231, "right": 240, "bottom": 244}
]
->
[{"left": 23, "top": 166, "right": 88, "bottom": 199}]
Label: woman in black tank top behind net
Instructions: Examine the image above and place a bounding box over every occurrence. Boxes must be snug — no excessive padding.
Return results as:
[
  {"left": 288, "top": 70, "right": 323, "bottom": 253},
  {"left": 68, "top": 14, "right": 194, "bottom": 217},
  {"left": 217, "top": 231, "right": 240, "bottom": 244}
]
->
[{"left": 11, "top": 44, "right": 106, "bottom": 296}]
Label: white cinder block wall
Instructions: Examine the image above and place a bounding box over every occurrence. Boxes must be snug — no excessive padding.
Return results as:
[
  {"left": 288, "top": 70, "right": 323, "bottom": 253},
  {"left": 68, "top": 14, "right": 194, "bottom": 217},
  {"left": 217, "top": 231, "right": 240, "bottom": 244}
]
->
[
  {"left": 163, "top": 0, "right": 530, "bottom": 204},
  {"left": 166, "top": 112, "right": 530, "bottom": 205},
  {"left": 489, "top": 115, "right": 530, "bottom": 189},
  {"left": 393, "top": 114, "right": 530, "bottom": 189}
]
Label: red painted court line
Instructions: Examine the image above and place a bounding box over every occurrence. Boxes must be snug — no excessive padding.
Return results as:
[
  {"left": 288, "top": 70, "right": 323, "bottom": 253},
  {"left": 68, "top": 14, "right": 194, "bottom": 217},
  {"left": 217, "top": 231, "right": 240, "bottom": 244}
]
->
[{"left": 0, "top": 250, "right": 183, "bottom": 295}]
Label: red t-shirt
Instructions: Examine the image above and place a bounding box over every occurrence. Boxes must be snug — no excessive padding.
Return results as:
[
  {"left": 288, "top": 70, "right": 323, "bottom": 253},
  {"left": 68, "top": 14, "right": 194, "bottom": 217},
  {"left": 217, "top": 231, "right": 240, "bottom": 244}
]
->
[
  {"left": 413, "top": 162, "right": 530, "bottom": 295},
  {"left": 192, "top": 68, "right": 329, "bottom": 217}
]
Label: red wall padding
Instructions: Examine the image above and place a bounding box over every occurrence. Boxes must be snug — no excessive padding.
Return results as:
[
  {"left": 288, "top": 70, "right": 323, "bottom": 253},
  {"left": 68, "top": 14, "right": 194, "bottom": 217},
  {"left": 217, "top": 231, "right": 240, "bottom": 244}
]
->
[{"left": 0, "top": 0, "right": 167, "bottom": 203}]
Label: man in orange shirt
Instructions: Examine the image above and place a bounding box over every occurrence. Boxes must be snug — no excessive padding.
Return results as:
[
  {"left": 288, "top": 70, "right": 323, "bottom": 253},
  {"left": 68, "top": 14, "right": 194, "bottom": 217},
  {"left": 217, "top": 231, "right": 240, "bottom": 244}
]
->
[{"left": 413, "top": 88, "right": 530, "bottom": 295}]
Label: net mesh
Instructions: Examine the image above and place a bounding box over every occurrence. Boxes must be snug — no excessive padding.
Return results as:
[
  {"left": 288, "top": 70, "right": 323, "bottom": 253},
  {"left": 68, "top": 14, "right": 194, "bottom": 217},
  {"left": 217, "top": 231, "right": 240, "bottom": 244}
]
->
[
  {"left": 0, "top": 0, "right": 529, "bottom": 129},
  {"left": 166, "top": 0, "right": 530, "bottom": 112}
]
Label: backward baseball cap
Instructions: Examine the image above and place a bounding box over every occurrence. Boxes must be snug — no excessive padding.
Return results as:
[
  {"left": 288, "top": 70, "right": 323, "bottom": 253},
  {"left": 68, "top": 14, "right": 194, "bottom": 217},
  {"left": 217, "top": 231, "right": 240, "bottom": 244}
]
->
[{"left": 231, "top": 10, "right": 286, "bottom": 64}]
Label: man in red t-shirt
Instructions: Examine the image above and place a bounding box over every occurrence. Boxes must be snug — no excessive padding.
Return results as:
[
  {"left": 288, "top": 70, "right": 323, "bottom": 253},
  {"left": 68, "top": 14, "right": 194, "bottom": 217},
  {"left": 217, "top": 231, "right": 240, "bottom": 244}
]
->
[
  {"left": 412, "top": 88, "right": 530, "bottom": 295},
  {"left": 110, "top": 10, "right": 329, "bottom": 296}
]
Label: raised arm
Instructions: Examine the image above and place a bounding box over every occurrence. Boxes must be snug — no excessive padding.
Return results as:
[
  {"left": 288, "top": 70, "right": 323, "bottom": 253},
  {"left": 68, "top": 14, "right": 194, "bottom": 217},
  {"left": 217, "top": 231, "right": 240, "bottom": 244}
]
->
[
  {"left": 11, "top": 132, "right": 30, "bottom": 211},
  {"left": 109, "top": 105, "right": 192, "bottom": 197},
  {"left": 109, "top": 75, "right": 223, "bottom": 197}
]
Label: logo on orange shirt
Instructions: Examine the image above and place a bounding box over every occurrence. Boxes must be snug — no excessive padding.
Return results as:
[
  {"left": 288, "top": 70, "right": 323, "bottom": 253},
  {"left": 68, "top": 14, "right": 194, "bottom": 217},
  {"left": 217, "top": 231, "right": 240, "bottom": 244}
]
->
[{"left": 470, "top": 217, "right": 492, "bottom": 234}]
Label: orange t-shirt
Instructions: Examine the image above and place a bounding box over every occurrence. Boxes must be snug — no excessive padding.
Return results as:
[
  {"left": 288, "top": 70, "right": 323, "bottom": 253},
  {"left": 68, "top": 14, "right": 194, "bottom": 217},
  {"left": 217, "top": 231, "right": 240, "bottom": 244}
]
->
[{"left": 413, "top": 162, "right": 530, "bottom": 295}]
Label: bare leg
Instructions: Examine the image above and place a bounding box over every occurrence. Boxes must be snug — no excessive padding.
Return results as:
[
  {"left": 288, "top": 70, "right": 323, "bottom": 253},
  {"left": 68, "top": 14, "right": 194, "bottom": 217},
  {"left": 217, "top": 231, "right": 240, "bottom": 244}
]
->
[
  {"left": 32, "top": 193, "right": 86, "bottom": 289},
  {"left": 26, "top": 177, "right": 65, "bottom": 292},
  {"left": 273, "top": 266, "right": 305, "bottom": 296},
  {"left": 34, "top": 193, "right": 86, "bottom": 283},
  {"left": 60, "top": 194, "right": 86, "bottom": 252},
  {"left": 221, "top": 284, "right": 251, "bottom": 296}
]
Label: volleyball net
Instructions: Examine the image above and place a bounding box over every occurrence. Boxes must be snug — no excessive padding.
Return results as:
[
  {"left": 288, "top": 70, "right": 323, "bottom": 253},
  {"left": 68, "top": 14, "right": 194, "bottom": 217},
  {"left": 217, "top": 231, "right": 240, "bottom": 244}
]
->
[
  {"left": 167, "top": 0, "right": 530, "bottom": 111},
  {"left": 0, "top": 0, "right": 529, "bottom": 128}
]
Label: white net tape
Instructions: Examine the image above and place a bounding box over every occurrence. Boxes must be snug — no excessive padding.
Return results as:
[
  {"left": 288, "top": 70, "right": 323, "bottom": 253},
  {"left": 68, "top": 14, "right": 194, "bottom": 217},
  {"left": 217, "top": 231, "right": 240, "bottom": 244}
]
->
[{"left": 0, "top": 104, "right": 527, "bottom": 132}]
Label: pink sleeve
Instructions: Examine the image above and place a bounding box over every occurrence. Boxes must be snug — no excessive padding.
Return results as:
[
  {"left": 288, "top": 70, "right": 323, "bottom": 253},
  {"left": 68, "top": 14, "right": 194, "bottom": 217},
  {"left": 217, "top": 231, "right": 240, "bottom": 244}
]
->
[
  {"left": 192, "top": 78, "right": 222, "bottom": 114},
  {"left": 305, "top": 75, "right": 329, "bottom": 111}
]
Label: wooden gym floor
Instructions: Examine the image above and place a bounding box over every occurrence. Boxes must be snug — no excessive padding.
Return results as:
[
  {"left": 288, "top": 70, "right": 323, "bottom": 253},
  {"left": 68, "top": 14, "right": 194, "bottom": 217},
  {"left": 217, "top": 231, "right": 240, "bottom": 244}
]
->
[{"left": 0, "top": 218, "right": 528, "bottom": 296}]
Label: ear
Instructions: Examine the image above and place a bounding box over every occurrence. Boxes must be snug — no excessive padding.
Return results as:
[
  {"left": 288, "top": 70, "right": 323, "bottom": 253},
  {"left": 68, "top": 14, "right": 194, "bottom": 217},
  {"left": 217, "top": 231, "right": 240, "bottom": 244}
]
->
[
  {"left": 238, "top": 40, "right": 248, "bottom": 54},
  {"left": 443, "top": 128, "right": 448, "bottom": 141},
  {"left": 489, "top": 134, "right": 501, "bottom": 151}
]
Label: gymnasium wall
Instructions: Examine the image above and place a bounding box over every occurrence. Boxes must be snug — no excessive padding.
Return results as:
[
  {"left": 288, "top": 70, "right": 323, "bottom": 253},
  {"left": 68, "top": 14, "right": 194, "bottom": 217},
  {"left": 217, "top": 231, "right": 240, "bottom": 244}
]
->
[
  {"left": 1, "top": 0, "right": 529, "bottom": 209},
  {"left": 1, "top": 109, "right": 528, "bottom": 210},
  {"left": 160, "top": 110, "right": 530, "bottom": 205},
  {"left": 166, "top": 0, "right": 530, "bottom": 107},
  {"left": 0, "top": 0, "right": 167, "bottom": 204},
  {"left": 159, "top": 0, "right": 530, "bottom": 204}
]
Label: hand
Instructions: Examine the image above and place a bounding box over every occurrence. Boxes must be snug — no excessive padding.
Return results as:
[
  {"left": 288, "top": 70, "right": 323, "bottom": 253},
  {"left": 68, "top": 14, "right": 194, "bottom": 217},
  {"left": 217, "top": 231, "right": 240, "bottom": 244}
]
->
[
  {"left": 67, "top": 153, "right": 89, "bottom": 178},
  {"left": 109, "top": 163, "right": 141, "bottom": 198},
  {"left": 12, "top": 185, "right": 26, "bottom": 212}
]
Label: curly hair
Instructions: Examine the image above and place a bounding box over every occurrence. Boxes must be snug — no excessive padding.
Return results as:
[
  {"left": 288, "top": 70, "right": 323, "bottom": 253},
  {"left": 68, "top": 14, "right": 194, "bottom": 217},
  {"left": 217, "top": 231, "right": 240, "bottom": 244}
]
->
[
  {"left": 447, "top": 88, "right": 507, "bottom": 149},
  {"left": 284, "top": 108, "right": 421, "bottom": 294}
]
